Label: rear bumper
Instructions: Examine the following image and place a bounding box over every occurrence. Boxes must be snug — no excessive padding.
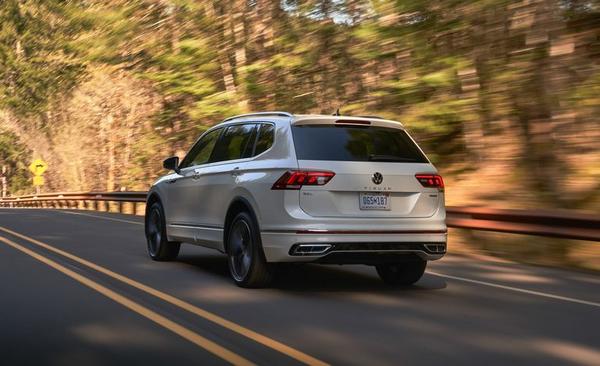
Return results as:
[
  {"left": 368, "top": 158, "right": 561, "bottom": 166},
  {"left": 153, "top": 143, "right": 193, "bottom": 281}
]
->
[{"left": 260, "top": 230, "right": 447, "bottom": 263}]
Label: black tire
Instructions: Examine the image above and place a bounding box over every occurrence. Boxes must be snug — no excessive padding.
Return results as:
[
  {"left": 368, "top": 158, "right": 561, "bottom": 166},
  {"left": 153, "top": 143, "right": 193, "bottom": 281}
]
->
[
  {"left": 226, "top": 211, "right": 273, "bottom": 288},
  {"left": 376, "top": 259, "right": 427, "bottom": 286},
  {"left": 145, "top": 201, "right": 181, "bottom": 261}
]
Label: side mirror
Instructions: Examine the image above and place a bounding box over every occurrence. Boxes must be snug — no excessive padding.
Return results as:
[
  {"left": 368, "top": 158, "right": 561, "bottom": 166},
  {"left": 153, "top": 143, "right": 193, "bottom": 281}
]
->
[{"left": 163, "top": 156, "right": 180, "bottom": 173}]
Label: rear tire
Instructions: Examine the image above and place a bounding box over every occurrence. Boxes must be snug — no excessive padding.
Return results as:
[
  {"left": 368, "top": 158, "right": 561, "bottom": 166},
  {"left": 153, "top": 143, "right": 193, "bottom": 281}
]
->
[
  {"left": 145, "top": 202, "right": 181, "bottom": 261},
  {"left": 376, "top": 259, "right": 427, "bottom": 286},
  {"left": 226, "top": 211, "right": 273, "bottom": 288}
]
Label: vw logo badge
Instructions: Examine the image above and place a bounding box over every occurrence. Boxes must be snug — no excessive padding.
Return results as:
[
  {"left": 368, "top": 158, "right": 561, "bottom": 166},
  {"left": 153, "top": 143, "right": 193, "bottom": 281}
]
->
[{"left": 372, "top": 172, "right": 383, "bottom": 185}]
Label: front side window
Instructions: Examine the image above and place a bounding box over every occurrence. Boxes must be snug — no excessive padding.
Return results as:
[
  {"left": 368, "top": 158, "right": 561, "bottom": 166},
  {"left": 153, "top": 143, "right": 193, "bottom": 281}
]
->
[
  {"left": 210, "top": 124, "right": 257, "bottom": 163},
  {"left": 179, "top": 128, "right": 222, "bottom": 169}
]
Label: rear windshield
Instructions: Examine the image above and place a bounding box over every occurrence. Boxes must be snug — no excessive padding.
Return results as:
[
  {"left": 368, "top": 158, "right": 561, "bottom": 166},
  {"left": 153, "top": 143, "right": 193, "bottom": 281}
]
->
[{"left": 291, "top": 125, "right": 428, "bottom": 163}]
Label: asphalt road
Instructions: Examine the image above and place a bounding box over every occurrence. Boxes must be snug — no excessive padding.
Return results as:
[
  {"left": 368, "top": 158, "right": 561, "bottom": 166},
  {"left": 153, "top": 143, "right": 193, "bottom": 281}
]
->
[{"left": 0, "top": 208, "right": 598, "bottom": 366}]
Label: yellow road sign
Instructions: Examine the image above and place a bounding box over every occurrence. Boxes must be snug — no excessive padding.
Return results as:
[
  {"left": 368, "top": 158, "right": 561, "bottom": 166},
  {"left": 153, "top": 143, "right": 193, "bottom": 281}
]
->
[
  {"left": 33, "top": 176, "right": 45, "bottom": 186},
  {"left": 29, "top": 159, "right": 48, "bottom": 176}
]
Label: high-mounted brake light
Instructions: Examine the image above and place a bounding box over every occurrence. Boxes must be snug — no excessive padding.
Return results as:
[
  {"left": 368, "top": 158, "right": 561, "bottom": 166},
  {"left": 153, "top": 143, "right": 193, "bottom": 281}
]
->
[
  {"left": 415, "top": 174, "right": 444, "bottom": 191},
  {"left": 272, "top": 170, "right": 335, "bottom": 190},
  {"left": 335, "top": 119, "right": 371, "bottom": 125}
]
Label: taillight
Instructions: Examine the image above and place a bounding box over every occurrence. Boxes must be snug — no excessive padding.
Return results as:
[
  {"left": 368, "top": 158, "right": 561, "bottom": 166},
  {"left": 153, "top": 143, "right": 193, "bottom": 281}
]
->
[
  {"left": 272, "top": 170, "right": 335, "bottom": 190},
  {"left": 415, "top": 174, "right": 444, "bottom": 191}
]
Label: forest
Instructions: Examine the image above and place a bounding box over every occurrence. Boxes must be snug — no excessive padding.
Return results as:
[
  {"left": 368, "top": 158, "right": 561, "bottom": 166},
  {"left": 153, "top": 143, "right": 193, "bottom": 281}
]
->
[{"left": 1, "top": 0, "right": 599, "bottom": 212}]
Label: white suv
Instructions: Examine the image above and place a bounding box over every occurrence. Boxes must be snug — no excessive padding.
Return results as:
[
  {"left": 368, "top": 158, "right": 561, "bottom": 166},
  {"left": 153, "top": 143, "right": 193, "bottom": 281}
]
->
[{"left": 145, "top": 112, "right": 446, "bottom": 287}]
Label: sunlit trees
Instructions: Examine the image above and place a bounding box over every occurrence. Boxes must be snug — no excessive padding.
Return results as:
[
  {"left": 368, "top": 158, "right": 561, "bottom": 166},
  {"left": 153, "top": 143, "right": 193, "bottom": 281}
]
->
[
  {"left": 0, "top": 0, "right": 598, "bottom": 209},
  {"left": 0, "top": 0, "right": 84, "bottom": 117}
]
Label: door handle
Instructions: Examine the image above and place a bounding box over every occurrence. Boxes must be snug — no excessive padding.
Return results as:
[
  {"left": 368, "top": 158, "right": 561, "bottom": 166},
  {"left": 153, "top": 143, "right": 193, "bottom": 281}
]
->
[{"left": 231, "top": 167, "right": 240, "bottom": 177}]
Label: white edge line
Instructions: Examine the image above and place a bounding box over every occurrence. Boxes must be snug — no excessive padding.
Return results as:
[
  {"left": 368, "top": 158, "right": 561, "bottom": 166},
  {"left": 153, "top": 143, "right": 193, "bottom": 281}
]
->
[
  {"left": 57, "top": 210, "right": 144, "bottom": 225},
  {"left": 428, "top": 271, "right": 600, "bottom": 308}
]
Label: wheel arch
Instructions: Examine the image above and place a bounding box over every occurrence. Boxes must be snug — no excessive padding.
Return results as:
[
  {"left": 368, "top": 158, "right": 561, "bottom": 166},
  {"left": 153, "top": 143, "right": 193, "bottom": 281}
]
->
[
  {"left": 145, "top": 192, "right": 162, "bottom": 216},
  {"left": 223, "top": 196, "right": 260, "bottom": 252}
]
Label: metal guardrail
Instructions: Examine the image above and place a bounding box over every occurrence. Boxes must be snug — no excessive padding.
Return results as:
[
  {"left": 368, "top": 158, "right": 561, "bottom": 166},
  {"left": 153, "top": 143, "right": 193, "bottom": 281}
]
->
[
  {"left": 0, "top": 192, "right": 598, "bottom": 241},
  {"left": 0, "top": 191, "right": 147, "bottom": 214},
  {"left": 446, "top": 207, "right": 600, "bottom": 242}
]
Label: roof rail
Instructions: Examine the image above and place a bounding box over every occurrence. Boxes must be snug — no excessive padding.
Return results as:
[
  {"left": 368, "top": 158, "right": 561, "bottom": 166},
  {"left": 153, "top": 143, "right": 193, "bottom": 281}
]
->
[{"left": 222, "top": 111, "right": 293, "bottom": 122}]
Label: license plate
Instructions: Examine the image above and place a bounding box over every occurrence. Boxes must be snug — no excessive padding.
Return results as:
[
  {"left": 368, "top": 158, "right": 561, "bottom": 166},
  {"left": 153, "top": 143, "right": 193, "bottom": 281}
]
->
[{"left": 359, "top": 192, "right": 391, "bottom": 210}]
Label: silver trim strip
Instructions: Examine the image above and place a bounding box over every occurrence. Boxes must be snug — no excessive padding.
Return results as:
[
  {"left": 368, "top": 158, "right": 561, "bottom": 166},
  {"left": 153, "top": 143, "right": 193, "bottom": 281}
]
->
[{"left": 169, "top": 223, "right": 223, "bottom": 231}]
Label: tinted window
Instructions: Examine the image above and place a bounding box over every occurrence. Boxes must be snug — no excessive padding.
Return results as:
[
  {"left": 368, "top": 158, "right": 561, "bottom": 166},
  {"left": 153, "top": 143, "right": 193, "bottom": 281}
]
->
[
  {"left": 241, "top": 124, "right": 258, "bottom": 159},
  {"left": 180, "top": 128, "right": 222, "bottom": 168},
  {"left": 210, "top": 124, "right": 256, "bottom": 163},
  {"left": 291, "top": 125, "right": 428, "bottom": 163},
  {"left": 253, "top": 124, "right": 275, "bottom": 156}
]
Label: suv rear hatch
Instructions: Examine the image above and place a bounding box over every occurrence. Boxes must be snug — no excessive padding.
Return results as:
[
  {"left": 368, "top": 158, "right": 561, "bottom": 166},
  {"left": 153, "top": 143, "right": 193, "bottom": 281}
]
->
[{"left": 291, "top": 121, "right": 442, "bottom": 218}]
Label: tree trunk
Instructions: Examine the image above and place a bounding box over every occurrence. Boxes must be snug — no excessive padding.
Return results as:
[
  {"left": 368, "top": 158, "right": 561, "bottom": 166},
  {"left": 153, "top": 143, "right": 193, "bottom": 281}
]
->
[
  {"left": 206, "top": 2, "right": 237, "bottom": 94},
  {"left": 232, "top": 0, "right": 248, "bottom": 108},
  {"left": 105, "top": 114, "right": 116, "bottom": 191}
]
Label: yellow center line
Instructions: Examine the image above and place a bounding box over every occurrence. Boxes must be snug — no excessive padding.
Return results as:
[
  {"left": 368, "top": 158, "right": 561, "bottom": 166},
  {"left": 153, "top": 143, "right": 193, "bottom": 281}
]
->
[
  {"left": 0, "top": 235, "right": 253, "bottom": 366},
  {"left": 0, "top": 225, "right": 329, "bottom": 366}
]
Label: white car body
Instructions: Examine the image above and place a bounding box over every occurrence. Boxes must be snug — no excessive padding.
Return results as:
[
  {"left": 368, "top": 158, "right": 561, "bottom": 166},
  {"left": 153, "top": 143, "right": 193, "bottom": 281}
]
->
[{"left": 148, "top": 112, "right": 446, "bottom": 266}]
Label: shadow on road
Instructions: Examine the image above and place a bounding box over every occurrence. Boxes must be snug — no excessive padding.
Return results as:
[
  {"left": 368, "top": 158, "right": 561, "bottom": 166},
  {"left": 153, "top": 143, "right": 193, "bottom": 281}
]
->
[{"left": 176, "top": 254, "right": 447, "bottom": 293}]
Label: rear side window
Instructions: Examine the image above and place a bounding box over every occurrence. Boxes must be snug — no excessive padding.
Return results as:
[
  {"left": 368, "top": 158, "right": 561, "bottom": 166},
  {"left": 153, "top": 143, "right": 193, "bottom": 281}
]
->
[
  {"left": 253, "top": 123, "right": 275, "bottom": 156},
  {"left": 210, "top": 124, "right": 256, "bottom": 163},
  {"left": 291, "top": 125, "right": 428, "bottom": 163}
]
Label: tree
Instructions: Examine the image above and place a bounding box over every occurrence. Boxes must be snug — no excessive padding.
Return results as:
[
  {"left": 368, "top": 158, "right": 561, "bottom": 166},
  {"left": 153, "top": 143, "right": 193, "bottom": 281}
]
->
[
  {"left": 0, "top": 129, "right": 31, "bottom": 195},
  {"left": 0, "top": 0, "right": 84, "bottom": 118}
]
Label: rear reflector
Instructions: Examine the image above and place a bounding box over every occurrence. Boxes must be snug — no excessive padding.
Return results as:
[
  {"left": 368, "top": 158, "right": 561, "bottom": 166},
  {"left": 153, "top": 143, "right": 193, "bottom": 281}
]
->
[
  {"left": 415, "top": 174, "right": 444, "bottom": 190},
  {"left": 272, "top": 170, "right": 335, "bottom": 190}
]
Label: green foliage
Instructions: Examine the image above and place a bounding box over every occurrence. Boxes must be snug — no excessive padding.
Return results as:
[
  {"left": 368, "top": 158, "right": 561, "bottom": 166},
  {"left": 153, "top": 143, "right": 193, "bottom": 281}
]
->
[
  {"left": 0, "top": 130, "right": 31, "bottom": 194},
  {"left": 1, "top": 0, "right": 598, "bottom": 210},
  {"left": 0, "top": 0, "right": 85, "bottom": 117}
]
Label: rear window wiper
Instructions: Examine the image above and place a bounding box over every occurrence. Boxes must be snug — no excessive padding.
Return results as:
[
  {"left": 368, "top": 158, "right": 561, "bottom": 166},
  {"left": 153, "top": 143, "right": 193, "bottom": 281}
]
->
[{"left": 368, "top": 154, "right": 417, "bottom": 162}]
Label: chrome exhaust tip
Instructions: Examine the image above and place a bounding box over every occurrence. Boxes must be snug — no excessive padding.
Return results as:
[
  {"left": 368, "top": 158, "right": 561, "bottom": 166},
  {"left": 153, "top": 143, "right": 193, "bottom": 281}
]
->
[
  {"left": 290, "top": 244, "right": 333, "bottom": 256},
  {"left": 424, "top": 243, "right": 446, "bottom": 254}
]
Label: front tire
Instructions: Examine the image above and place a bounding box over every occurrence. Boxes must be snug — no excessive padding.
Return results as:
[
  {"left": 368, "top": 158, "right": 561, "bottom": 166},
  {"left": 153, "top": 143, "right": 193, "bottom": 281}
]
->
[
  {"left": 376, "top": 259, "right": 427, "bottom": 286},
  {"left": 226, "top": 211, "right": 273, "bottom": 288},
  {"left": 145, "top": 202, "right": 181, "bottom": 261}
]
